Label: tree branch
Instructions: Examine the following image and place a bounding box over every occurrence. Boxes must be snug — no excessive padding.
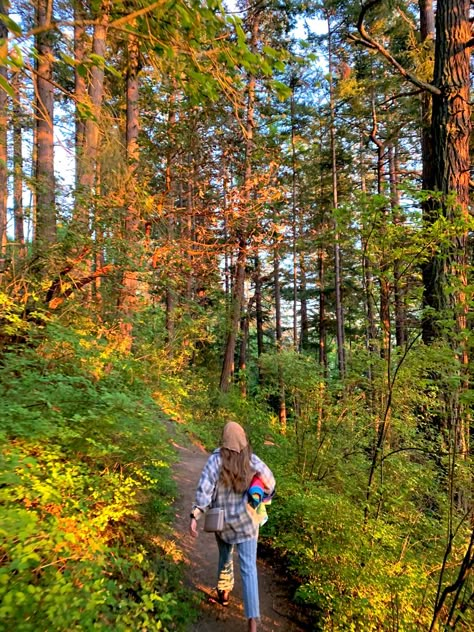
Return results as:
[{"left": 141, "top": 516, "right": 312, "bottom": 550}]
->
[
  {"left": 48, "top": 264, "right": 114, "bottom": 309},
  {"left": 355, "top": 0, "right": 441, "bottom": 96},
  {"left": 45, "top": 247, "right": 91, "bottom": 303}
]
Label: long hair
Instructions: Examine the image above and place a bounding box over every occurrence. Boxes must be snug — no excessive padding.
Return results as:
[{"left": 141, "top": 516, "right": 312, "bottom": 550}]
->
[{"left": 219, "top": 445, "right": 253, "bottom": 493}]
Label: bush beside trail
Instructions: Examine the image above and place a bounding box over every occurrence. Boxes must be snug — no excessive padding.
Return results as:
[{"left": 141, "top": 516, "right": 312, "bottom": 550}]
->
[{"left": 0, "top": 318, "right": 197, "bottom": 631}]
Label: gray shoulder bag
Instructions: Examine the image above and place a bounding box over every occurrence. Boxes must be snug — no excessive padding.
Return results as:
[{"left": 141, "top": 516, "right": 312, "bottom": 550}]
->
[{"left": 203, "top": 481, "right": 224, "bottom": 532}]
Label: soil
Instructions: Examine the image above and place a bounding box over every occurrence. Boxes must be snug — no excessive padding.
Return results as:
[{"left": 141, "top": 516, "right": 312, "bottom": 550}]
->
[{"left": 171, "top": 436, "right": 311, "bottom": 632}]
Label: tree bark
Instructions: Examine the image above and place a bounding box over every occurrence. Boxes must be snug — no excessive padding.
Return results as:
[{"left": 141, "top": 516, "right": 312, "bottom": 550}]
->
[
  {"left": 76, "top": 0, "right": 110, "bottom": 233},
  {"left": 388, "top": 144, "right": 407, "bottom": 347},
  {"left": 164, "top": 92, "right": 176, "bottom": 349},
  {"left": 369, "top": 96, "right": 390, "bottom": 360},
  {"left": 421, "top": 0, "right": 471, "bottom": 342},
  {"left": 318, "top": 247, "right": 327, "bottom": 371},
  {"left": 0, "top": 0, "right": 8, "bottom": 258},
  {"left": 185, "top": 158, "right": 194, "bottom": 300},
  {"left": 219, "top": 4, "right": 259, "bottom": 392},
  {"left": 328, "top": 16, "right": 345, "bottom": 376},
  {"left": 74, "top": 0, "right": 87, "bottom": 191},
  {"left": 222, "top": 161, "right": 231, "bottom": 299},
  {"left": 220, "top": 238, "right": 247, "bottom": 391},
  {"left": 290, "top": 81, "right": 299, "bottom": 350},
  {"left": 35, "top": 0, "right": 56, "bottom": 252},
  {"left": 238, "top": 300, "right": 250, "bottom": 397},
  {"left": 12, "top": 72, "right": 25, "bottom": 258},
  {"left": 118, "top": 29, "right": 141, "bottom": 348},
  {"left": 273, "top": 241, "right": 287, "bottom": 432},
  {"left": 254, "top": 255, "right": 264, "bottom": 357}
]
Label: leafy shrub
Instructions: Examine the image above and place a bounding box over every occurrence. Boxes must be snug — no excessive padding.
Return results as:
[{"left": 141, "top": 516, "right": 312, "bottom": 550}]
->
[{"left": 0, "top": 320, "right": 196, "bottom": 631}]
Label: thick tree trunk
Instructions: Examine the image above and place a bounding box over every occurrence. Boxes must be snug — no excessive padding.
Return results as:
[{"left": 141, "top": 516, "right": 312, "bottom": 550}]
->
[
  {"left": 428, "top": 0, "right": 471, "bottom": 475},
  {"left": 421, "top": 0, "right": 470, "bottom": 345},
  {"left": 35, "top": 0, "right": 56, "bottom": 251}
]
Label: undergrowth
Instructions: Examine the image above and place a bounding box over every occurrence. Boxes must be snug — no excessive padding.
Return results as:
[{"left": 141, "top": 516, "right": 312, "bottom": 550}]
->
[
  {"left": 3, "top": 299, "right": 471, "bottom": 631},
  {"left": 153, "top": 348, "right": 473, "bottom": 631},
  {"left": 0, "top": 317, "right": 197, "bottom": 631}
]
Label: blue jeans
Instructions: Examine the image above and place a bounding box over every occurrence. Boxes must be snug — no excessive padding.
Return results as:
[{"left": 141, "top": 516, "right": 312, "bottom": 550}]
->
[{"left": 215, "top": 534, "right": 259, "bottom": 619}]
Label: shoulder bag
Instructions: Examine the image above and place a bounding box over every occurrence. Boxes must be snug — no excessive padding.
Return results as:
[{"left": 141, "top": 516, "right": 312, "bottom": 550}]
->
[{"left": 203, "top": 482, "right": 224, "bottom": 532}]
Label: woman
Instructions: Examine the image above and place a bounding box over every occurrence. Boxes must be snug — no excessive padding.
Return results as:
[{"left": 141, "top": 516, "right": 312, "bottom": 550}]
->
[{"left": 189, "top": 421, "right": 275, "bottom": 632}]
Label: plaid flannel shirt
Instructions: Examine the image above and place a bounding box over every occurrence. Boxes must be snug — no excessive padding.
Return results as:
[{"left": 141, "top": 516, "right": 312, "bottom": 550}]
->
[{"left": 192, "top": 448, "right": 275, "bottom": 544}]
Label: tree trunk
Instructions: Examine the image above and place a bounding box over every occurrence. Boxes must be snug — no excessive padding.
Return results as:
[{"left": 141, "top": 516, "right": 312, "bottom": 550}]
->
[
  {"left": 369, "top": 97, "right": 390, "bottom": 360},
  {"left": 118, "top": 30, "right": 141, "bottom": 348},
  {"left": 77, "top": 0, "right": 110, "bottom": 233},
  {"left": 164, "top": 92, "right": 176, "bottom": 349},
  {"left": 0, "top": 0, "right": 8, "bottom": 258},
  {"left": 220, "top": 238, "right": 247, "bottom": 391},
  {"left": 359, "top": 128, "right": 377, "bottom": 355},
  {"left": 290, "top": 81, "right": 299, "bottom": 350},
  {"left": 185, "top": 158, "right": 194, "bottom": 300},
  {"left": 421, "top": 0, "right": 470, "bottom": 346},
  {"left": 219, "top": 5, "right": 259, "bottom": 391},
  {"left": 74, "top": 0, "right": 87, "bottom": 191},
  {"left": 389, "top": 144, "right": 407, "bottom": 347},
  {"left": 418, "top": 0, "right": 434, "bottom": 195},
  {"left": 238, "top": 301, "right": 250, "bottom": 397},
  {"left": 299, "top": 251, "right": 309, "bottom": 351},
  {"left": 222, "top": 162, "right": 231, "bottom": 299},
  {"left": 12, "top": 72, "right": 25, "bottom": 259},
  {"left": 429, "top": 0, "right": 471, "bottom": 479},
  {"left": 318, "top": 247, "right": 327, "bottom": 371},
  {"left": 328, "top": 16, "right": 345, "bottom": 376},
  {"left": 273, "top": 242, "right": 287, "bottom": 432},
  {"left": 254, "top": 255, "right": 264, "bottom": 357},
  {"left": 35, "top": 0, "right": 56, "bottom": 251}
]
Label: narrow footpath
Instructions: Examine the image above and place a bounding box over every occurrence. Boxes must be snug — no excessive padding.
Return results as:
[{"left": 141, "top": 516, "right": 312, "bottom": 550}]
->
[{"left": 171, "top": 437, "right": 310, "bottom": 632}]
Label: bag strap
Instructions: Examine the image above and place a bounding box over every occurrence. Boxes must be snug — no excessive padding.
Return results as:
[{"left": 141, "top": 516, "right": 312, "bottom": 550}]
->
[{"left": 210, "top": 472, "right": 220, "bottom": 507}]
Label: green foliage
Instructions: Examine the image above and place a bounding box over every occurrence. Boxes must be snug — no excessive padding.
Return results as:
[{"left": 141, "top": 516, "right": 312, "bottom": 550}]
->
[
  {"left": 0, "top": 317, "right": 196, "bottom": 631},
  {"left": 170, "top": 335, "right": 472, "bottom": 631}
]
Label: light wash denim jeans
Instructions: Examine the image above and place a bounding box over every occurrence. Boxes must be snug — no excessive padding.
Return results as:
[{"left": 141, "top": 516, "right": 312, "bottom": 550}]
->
[{"left": 215, "top": 534, "right": 259, "bottom": 619}]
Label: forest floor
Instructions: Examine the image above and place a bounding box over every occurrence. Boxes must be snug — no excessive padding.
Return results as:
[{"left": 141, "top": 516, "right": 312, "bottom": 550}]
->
[{"left": 171, "top": 433, "right": 312, "bottom": 632}]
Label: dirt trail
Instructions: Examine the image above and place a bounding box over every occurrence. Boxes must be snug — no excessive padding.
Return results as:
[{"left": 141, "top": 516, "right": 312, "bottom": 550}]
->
[{"left": 171, "top": 438, "right": 309, "bottom": 632}]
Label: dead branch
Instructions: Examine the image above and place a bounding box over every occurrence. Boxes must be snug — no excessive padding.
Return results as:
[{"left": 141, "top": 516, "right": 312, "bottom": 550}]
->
[
  {"left": 45, "top": 247, "right": 91, "bottom": 304},
  {"left": 48, "top": 264, "right": 114, "bottom": 309}
]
